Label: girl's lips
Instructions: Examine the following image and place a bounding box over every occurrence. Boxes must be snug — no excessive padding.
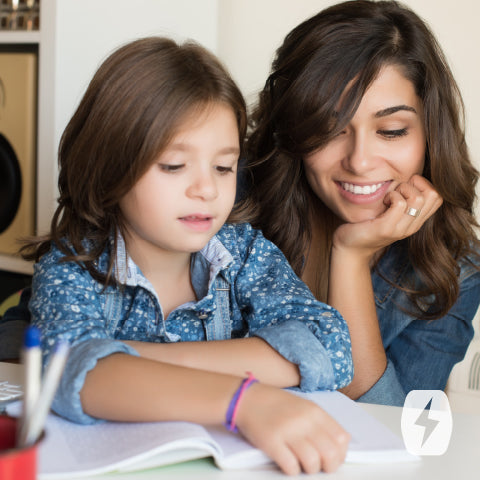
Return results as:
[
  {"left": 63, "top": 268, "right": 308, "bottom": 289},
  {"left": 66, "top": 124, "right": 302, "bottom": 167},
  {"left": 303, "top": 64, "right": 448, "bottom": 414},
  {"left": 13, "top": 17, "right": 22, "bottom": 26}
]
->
[
  {"left": 178, "top": 215, "right": 214, "bottom": 232},
  {"left": 336, "top": 180, "right": 392, "bottom": 204}
]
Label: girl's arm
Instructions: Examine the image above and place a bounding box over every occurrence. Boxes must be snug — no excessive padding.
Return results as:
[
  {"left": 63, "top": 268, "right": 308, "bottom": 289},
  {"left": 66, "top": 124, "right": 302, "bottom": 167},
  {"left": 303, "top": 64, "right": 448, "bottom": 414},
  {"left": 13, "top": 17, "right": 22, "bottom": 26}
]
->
[
  {"left": 330, "top": 175, "right": 442, "bottom": 399},
  {"left": 29, "top": 252, "right": 350, "bottom": 475},
  {"left": 123, "top": 337, "right": 301, "bottom": 388},
  {"left": 81, "top": 352, "right": 350, "bottom": 475},
  {"left": 125, "top": 223, "right": 353, "bottom": 393}
]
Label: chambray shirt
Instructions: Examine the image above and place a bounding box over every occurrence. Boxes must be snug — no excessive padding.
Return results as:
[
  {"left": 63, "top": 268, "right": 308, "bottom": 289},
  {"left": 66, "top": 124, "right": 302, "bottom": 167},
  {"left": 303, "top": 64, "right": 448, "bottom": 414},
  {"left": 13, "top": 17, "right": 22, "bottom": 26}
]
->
[
  {"left": 29, "top": 223, "right": 353, "bottom": 424},
  {"left": 357, "top": 241, "right": 480, "bottom": 406}
]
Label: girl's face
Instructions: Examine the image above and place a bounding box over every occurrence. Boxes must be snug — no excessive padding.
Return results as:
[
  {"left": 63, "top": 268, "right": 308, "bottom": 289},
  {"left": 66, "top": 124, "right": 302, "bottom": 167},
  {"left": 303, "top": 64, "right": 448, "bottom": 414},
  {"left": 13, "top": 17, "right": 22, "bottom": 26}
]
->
[
  {"left": 119, "top": 102, "right": 239, "bottom": 260},
  {"left": 303, "top": 65, "right": 426, "bottom": 224}
]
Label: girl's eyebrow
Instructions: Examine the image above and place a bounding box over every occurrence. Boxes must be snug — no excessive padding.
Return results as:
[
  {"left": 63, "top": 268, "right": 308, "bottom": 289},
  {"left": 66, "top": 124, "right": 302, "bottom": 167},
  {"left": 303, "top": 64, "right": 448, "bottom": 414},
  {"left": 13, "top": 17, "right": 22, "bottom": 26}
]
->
[
  {"left": 166, "top": 143, "right": 240, "bottom": 155},
  {"left": 218, "top": 146, "right": 241, "bottom": 155},
  {"left": 375, "top": 105, "right": 417, "bottom": 118}
]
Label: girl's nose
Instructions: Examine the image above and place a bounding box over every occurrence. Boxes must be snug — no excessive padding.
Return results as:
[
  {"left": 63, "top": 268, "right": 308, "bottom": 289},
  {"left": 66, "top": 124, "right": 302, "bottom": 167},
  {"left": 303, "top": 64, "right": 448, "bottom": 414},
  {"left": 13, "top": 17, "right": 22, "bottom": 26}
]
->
[{"left": 186, "top": 170, "right": 218, "bottom": 200}]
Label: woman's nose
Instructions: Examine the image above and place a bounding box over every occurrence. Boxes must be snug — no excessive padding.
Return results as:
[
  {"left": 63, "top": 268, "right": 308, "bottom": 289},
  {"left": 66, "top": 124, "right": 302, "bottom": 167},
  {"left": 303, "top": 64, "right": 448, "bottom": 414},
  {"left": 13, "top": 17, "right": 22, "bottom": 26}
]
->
[{"left": 342, "top": 132, "right": 376, "bottom": 175}]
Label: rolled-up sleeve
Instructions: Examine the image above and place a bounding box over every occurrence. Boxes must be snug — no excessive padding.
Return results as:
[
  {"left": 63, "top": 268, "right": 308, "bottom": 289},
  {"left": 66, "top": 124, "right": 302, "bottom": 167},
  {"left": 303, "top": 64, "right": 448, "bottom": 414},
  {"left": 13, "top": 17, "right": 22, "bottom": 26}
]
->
[
  {"left": 356, "top": 359, "right": 405, "bottom": 406},
  {"left": 54, "top": 339, "right": 139, "bottom": 424},
  {"left": 29, "top": 251, "right": 139, "bottom": 424},
  {"left": 254, "top": 320, "right": 336, "bottom": 391},
  {"left": 232, "top": 226, "right": 353, "bottom": 390}
]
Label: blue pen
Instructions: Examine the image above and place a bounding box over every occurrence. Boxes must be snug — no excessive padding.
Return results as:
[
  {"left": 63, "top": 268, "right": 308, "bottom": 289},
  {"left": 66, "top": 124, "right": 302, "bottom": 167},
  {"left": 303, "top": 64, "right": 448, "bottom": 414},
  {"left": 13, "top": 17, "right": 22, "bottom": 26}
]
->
[{"left": 17, "top": 326, "right": 42, "bottom": 447}]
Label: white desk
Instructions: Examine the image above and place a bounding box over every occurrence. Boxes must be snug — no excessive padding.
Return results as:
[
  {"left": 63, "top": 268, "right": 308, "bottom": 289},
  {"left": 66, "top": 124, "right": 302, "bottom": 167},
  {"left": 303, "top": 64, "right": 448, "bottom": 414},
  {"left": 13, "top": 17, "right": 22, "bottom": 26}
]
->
[{"left": 62, "top": 403, "right": 480, "bottom": 480}]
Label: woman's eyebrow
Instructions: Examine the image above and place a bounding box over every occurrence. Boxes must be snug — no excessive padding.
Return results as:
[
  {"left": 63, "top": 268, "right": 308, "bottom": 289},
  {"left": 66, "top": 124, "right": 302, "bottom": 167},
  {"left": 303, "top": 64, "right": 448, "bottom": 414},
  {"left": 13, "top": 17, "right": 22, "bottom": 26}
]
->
[{"left": 375, "top": 105, "right": 417, "bottom": 117}]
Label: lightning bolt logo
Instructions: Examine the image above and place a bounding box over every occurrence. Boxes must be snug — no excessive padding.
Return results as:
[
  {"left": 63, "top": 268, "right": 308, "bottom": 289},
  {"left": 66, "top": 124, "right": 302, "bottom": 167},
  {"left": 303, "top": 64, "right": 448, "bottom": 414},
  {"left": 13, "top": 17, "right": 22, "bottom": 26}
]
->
[
  {"left": 414, "top": 397, "right": 440, "bottom": 447},
  {"left": 401, "top": 390, "right": 452, "bottom": 455}
]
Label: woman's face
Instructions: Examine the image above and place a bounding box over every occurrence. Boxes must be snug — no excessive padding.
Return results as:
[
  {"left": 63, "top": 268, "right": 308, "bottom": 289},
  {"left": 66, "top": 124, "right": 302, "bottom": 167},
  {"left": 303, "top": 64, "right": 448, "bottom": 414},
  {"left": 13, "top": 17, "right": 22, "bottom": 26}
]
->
[{"left": 303, "top": 65, "right": 426, "bottom": 224}]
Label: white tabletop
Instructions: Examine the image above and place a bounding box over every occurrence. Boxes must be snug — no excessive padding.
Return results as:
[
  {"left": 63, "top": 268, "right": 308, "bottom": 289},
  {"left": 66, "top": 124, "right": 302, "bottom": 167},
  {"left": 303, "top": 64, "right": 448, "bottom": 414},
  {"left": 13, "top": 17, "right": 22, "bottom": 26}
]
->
[{"left": 63, "top": 402, "right": 480, "bottom": 480}]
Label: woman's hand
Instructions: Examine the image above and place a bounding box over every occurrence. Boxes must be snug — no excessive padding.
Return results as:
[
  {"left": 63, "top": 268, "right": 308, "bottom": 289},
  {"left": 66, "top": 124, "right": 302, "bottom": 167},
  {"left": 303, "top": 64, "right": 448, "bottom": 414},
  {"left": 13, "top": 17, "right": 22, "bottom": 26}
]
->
[
  {"left": 236, "top": 384, "right": 350, "bottom": 475},
  {"left": 330, "top": 175, "right": 442, "bottom": 398},
  {"left": 333, "top": 174, "right": 443, "bottom": 260}
]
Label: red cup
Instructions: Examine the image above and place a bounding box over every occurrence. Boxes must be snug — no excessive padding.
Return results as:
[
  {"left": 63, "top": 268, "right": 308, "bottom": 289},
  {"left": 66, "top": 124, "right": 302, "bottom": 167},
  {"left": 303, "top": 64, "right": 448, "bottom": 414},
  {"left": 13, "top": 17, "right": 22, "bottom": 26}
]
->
[{"left": 0, "top": 415, "right": 40, "bottom": 480}]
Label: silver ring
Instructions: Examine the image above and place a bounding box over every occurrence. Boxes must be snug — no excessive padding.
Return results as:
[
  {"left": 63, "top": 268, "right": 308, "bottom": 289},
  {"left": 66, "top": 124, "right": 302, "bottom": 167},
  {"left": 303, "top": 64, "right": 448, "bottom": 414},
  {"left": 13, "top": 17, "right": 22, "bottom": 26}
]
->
[{"left": 406, "top": 207, "right": 421, "bottom": 218}]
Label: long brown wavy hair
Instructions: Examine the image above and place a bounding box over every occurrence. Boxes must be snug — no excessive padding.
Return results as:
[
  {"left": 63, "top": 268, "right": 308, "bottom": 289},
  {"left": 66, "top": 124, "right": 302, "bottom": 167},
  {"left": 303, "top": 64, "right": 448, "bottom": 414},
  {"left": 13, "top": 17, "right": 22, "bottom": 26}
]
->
[
  {"left": 234, "top": 0, "right": 480, "bottom": 319},
  {"left": 22, "top": 37, "right": 247, "bottom": 286}
]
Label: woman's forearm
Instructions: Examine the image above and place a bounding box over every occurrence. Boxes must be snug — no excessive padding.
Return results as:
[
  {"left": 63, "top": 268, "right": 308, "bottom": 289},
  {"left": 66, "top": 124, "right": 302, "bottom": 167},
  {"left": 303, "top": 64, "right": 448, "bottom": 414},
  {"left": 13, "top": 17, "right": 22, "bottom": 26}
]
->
[
  {"left": 328, "top": 246, "right": 387, "bottom": 399},
  {"left": 123, "top": 336, "right": 300, "bottom": 388}
]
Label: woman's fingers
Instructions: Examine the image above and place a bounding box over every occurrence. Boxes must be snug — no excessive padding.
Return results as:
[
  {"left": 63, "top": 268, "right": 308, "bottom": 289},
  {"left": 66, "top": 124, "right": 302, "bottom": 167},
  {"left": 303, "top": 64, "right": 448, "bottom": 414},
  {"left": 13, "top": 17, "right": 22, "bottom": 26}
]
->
[
  {"left": 408, "top": 174, "right": 443, "bottom": 216},
  {"left": 393, "top": 176, "right": 443, "bottom": 233},
  {"left": 334, "top": 175, "right": 443, "bottom": 256}
]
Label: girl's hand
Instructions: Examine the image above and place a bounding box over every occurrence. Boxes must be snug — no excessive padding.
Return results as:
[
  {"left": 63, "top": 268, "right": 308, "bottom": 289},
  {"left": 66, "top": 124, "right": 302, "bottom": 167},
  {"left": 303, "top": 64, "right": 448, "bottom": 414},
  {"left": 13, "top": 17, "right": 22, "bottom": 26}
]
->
[
  {"left": 235, "top": 384, "right": 350, "bottom": 475},
  {"left": 333, "top": 174, "right": 443, "bottom": 261}
]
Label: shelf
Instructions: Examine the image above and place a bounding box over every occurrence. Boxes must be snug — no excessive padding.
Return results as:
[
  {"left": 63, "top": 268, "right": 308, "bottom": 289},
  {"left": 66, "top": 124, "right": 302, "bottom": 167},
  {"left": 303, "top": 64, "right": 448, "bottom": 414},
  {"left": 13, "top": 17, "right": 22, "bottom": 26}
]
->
[
  {"left": 0, "top": 254, "right": 34, "bottom": 275},
  {"left": 0, "top": 30, "right": 40, "bottom": 44}
]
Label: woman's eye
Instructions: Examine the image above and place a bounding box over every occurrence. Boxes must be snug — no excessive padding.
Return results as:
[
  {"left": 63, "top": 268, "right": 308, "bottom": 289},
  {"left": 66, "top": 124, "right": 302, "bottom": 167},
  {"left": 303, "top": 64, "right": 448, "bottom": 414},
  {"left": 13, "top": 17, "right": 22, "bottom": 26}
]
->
[
  {"left": 378, "top": 128, "right": 408, "bottom": 139},
  {"left": 159, "top": 164, "right": 184, "bottom": 172}
]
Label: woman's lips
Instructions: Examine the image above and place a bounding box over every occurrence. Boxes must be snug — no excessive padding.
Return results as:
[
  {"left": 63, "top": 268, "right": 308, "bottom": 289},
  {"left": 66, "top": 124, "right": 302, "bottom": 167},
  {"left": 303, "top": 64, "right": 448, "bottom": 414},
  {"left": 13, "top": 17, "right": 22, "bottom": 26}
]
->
[{"left": 336, "top": 180, "right": 392, "bottom": 204}]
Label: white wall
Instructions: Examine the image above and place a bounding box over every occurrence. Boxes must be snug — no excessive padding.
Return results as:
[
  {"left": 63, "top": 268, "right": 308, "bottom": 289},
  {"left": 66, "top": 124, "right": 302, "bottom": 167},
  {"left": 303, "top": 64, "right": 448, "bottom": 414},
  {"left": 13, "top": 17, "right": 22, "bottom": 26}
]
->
[
  {"left": 217, "top": 0, "right": 480, "bottom": 171},
  {"left": 53, "top": 0, "right": 219, "bottom": 170}
]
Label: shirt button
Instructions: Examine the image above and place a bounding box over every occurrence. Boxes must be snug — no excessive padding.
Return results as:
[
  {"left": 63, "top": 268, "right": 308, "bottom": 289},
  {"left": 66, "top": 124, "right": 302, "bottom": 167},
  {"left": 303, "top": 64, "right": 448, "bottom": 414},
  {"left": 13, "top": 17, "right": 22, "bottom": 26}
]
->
[{"left": 198, "top": 311, "right": 208, "bottom": 319}]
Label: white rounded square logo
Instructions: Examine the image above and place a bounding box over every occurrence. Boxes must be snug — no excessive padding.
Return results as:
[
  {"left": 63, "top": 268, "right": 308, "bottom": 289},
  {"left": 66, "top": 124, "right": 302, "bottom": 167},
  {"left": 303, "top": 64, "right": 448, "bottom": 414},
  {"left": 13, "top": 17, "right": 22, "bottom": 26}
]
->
[{"left": 401, "top": 390, "right": 452, "bottom": 456}]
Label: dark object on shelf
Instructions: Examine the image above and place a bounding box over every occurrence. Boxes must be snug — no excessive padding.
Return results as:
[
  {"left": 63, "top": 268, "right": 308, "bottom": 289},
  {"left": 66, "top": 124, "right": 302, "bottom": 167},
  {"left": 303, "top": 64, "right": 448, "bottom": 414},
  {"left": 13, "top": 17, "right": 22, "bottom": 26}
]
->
[{"left": 0, "top": 133, "right": 21, "bottom": 235}]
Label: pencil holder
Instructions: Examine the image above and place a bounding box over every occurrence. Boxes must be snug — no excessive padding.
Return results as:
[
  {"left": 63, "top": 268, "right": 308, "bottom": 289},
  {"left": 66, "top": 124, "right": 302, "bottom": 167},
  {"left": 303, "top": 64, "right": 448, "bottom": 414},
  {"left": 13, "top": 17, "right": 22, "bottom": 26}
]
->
[{"left": 0, "top": 415, "right": 42, "bottom": 480}]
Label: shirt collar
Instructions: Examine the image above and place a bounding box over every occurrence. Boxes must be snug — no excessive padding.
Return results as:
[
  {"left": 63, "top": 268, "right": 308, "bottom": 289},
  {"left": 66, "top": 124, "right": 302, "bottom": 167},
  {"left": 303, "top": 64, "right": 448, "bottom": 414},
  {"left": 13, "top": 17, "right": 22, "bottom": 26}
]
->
[{"left": 112, "top": 232, "right": 233, "bottom": 291}]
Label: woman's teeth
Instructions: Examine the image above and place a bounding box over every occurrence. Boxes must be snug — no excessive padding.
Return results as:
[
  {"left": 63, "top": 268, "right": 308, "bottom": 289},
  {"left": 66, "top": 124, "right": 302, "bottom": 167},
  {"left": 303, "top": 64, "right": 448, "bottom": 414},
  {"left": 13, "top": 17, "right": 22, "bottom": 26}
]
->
[{"left": 340, "top": 182, "right": 384, "bottom": 195}]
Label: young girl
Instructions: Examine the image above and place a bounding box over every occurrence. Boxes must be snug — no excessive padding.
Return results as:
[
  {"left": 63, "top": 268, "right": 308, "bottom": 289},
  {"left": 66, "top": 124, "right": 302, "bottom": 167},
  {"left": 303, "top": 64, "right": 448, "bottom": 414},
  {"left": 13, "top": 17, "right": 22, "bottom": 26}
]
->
[{"left": 23, "top": 37, "right": 353, "bottom": 475}]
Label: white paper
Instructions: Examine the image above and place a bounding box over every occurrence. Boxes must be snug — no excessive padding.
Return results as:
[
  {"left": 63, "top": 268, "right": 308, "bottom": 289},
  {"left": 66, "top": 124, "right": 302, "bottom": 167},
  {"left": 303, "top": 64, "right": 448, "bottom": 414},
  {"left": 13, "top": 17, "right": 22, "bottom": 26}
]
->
[{"left": 8, "top": 390, "right": 417, "bottom": 479}]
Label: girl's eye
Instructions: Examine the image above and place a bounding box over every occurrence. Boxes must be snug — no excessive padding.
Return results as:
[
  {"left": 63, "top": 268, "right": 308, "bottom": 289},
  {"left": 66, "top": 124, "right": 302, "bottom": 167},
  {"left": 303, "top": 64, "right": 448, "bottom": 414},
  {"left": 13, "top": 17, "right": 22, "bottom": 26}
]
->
[
  {"left": 159, "top": 164, "right": 184, "bottom": 172},
  {"left": 215, "top": 166, "right": 234, "bottom": 174},
  {"left": 378, "top": 128, "right": 408, "bottom": 139}
]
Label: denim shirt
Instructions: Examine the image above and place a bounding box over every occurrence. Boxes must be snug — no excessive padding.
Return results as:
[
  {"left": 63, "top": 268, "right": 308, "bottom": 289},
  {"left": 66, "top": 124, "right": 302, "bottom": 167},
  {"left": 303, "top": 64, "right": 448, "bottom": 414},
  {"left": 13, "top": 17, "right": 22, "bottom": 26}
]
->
[
  {"left": 29, "top": 223, "right": 353, "bottom": 424},
  {"left": 357, "top": 241, "right": 480, "bottom": 406}
]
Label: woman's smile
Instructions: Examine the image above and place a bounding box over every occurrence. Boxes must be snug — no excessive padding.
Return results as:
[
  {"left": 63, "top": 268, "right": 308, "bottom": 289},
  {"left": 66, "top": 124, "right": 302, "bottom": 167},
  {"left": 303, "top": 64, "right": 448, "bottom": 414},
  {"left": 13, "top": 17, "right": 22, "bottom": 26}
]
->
[{"left": 336, "top": 180, "right": 392, "bottom": 205}]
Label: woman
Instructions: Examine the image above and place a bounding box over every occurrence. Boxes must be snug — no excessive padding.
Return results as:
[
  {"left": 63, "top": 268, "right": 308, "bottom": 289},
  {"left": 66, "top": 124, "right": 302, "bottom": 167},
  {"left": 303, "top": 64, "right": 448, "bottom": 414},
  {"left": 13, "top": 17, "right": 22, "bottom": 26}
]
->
[{"left": 235, "top": 0, "right": 480, "bottom": 405}]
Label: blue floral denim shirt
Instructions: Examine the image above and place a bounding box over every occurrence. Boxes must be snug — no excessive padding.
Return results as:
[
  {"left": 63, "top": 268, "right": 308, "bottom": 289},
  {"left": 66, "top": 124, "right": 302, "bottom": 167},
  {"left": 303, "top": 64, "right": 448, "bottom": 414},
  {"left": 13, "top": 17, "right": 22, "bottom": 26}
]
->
[
  {"left": 29, "top": 223, "right": 353, "bottom": 424},
  {"left": 357, "top": 241, "right": 480, "bottom": 406}
]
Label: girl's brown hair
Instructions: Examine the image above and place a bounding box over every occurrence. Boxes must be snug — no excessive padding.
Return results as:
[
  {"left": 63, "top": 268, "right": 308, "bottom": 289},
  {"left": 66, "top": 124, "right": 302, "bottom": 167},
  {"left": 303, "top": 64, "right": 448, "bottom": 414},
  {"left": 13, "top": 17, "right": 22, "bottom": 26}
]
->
[
  {"left": 22, "top": 37, "right": 247, "bottom": 285},
  {"left": 236, "top": 0, "right": 479, "bottom": 318}
]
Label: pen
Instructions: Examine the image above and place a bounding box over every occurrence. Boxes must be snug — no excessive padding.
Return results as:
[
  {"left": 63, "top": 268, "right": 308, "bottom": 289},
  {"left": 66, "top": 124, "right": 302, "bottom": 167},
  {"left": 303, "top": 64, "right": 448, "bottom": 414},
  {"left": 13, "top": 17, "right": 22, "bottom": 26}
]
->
[
  {"left": 21, "top": 340, "right": 70, "bottom": 447},
  {"left": 17, "top": 326, "right": 42, "bottom": 447}
]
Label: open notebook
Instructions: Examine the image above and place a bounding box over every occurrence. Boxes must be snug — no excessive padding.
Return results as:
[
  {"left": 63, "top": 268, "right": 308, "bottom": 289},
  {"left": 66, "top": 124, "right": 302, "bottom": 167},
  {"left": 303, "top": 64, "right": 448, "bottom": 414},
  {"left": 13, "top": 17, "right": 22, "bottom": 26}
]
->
[
  {"left": 7, "top": 389, "right": 418, "bottom": 479},
  {"left": 0, "top": 361, "right": 24, "bottom": 409}
]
